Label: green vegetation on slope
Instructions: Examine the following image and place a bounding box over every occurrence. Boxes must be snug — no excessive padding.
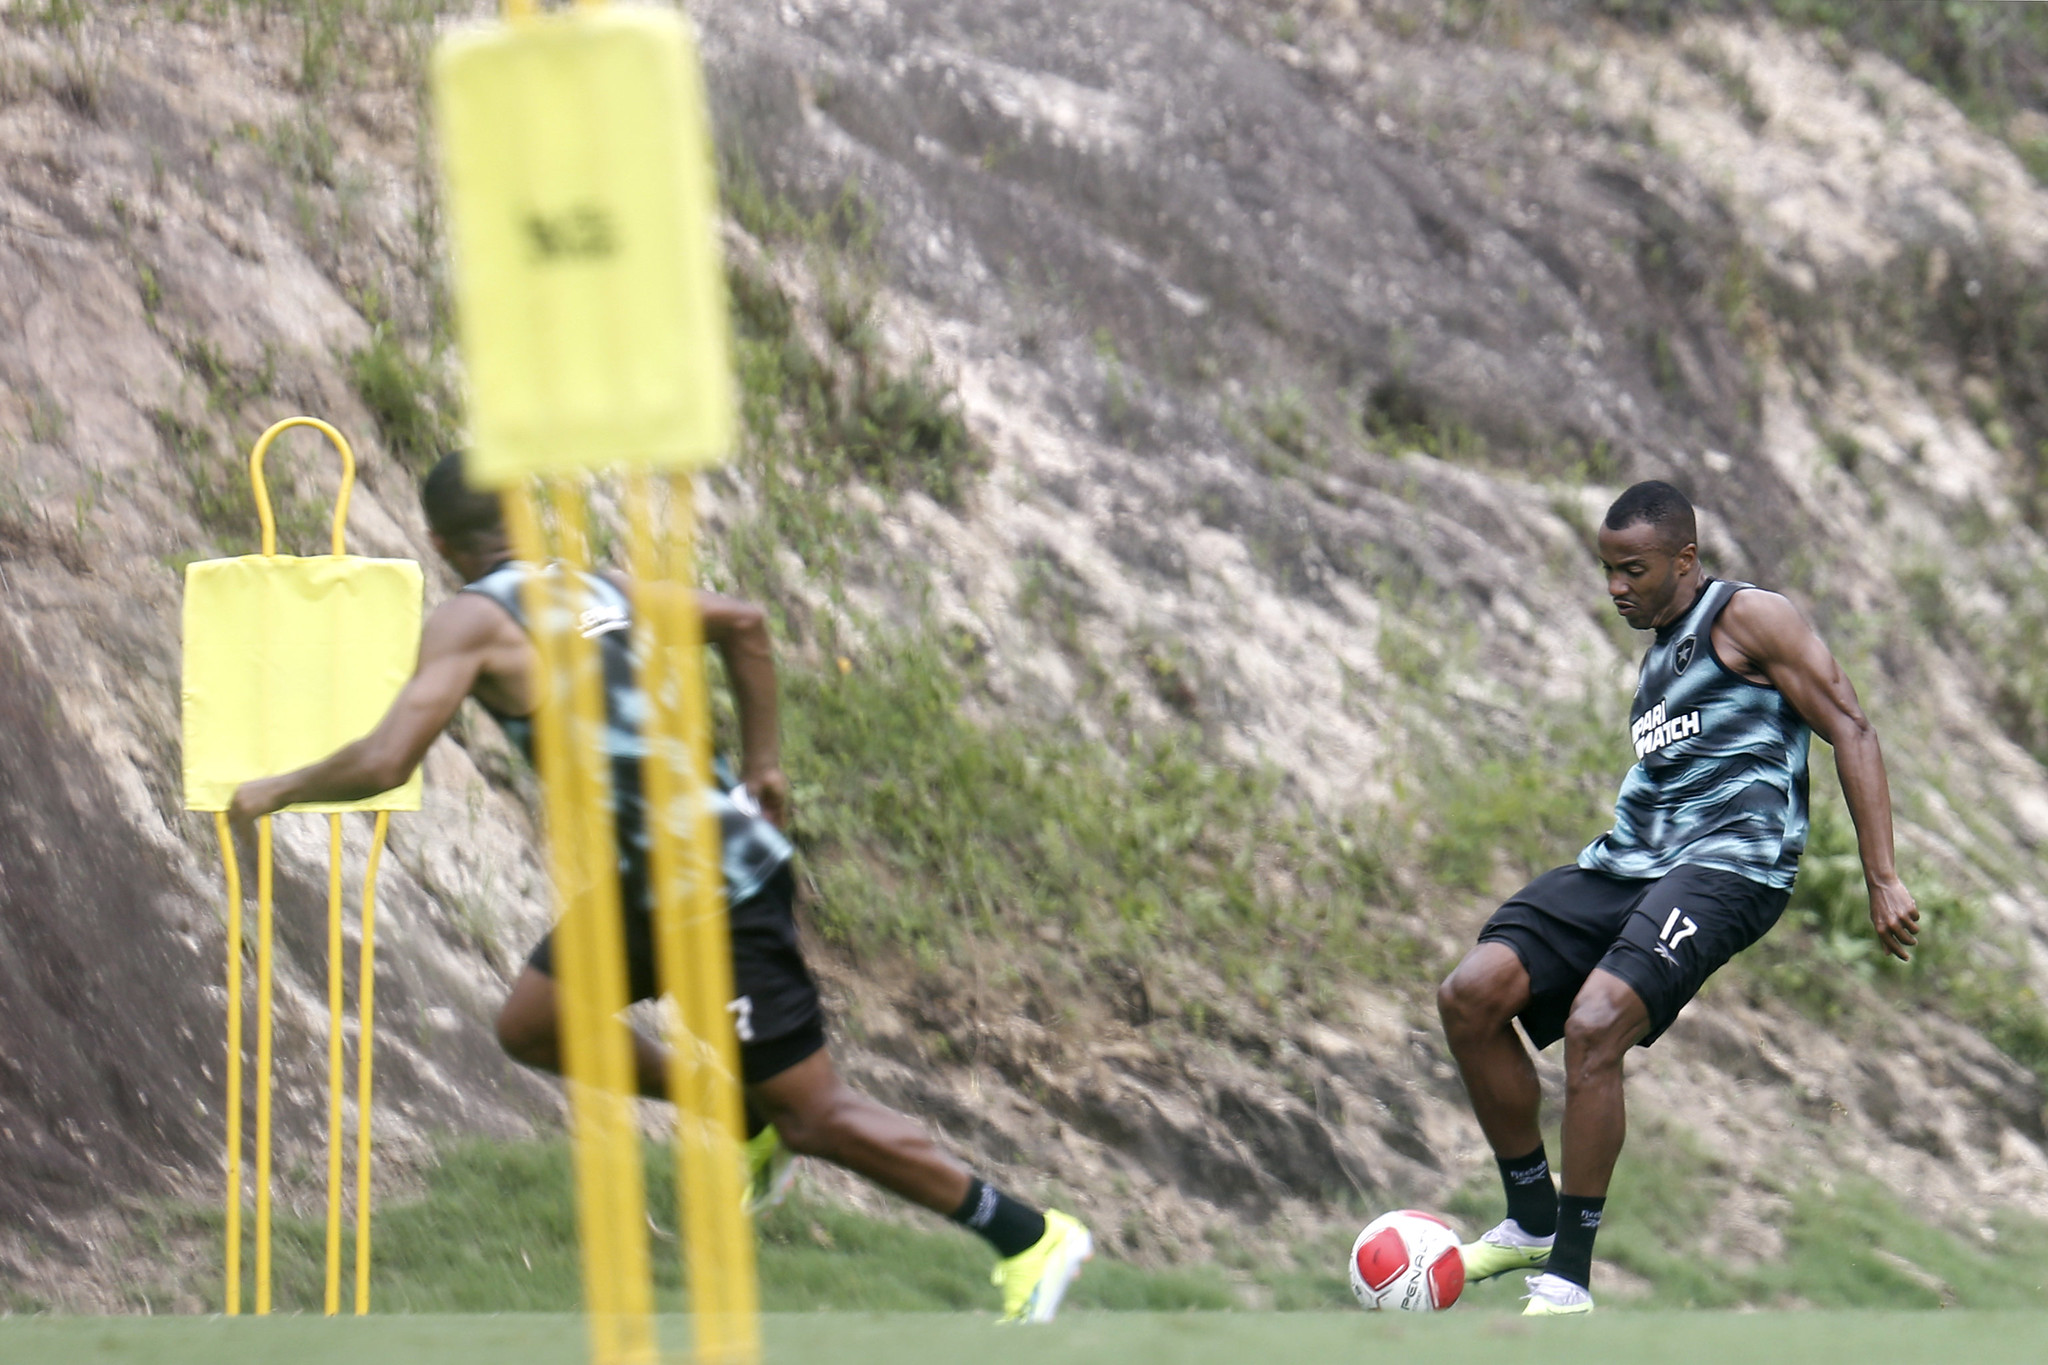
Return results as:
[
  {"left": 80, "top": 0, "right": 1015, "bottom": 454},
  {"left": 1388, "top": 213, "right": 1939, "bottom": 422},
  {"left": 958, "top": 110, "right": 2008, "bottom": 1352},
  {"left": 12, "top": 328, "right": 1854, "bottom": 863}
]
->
[
  {"left": 709, "top": 178, "right": 1426, "bottom": 1007},
  {"left": 1740, "top": 764, "right": 2048, "bottom": 1081},
  {"left": 780, "top": 626, "right": 1417, "bottom": 999},
  {"left": 1598, "top": 1, "right": 2048, "bottom": 136}
]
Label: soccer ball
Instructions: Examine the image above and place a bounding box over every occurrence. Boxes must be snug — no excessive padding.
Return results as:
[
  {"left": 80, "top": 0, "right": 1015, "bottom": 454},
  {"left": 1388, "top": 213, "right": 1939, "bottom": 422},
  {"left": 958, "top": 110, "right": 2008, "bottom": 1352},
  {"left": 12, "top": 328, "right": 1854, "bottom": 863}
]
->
[{"left": 1348, "top": 1210, "right": 1465, "bottom": 1312}]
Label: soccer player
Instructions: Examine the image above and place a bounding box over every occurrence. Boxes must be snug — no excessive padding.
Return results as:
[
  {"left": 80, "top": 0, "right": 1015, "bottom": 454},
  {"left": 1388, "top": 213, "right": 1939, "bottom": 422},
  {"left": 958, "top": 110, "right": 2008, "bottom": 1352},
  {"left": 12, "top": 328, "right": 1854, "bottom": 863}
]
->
[
  {"left": 227, "top": 453, "right": 1093, "bottom": 1322},
  {"left": 1434, "top": 480, "right": 1919, "bottom": 1316}
]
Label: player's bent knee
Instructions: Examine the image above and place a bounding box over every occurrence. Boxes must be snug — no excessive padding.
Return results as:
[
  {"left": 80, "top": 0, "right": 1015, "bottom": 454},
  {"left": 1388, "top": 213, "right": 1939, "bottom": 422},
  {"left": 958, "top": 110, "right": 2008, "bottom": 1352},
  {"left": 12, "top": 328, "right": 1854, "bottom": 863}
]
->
[
  {"left": 1436, "top": 975, "right": 1479, "bottom": 1035},
  {"left": 1437, "top": 959, "right": 1518, "bottom": 1039},
  {"left": 495, "top": 1011, "right": 541, "bottom": 1065},
  {"left": 1561, "top": 994, "right": 1637, "bottom": 1067},
  {"left": 769, "top": 1093, "right": 853, "bottom": 1160},
  {"left": 495, "top": 999, "right": 555, "bottom": 1068}
]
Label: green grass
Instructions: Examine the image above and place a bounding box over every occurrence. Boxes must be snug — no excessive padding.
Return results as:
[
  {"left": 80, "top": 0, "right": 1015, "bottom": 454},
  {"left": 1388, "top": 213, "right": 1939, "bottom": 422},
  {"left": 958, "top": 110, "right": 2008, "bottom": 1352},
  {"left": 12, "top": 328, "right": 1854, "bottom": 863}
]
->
[
  {"left": 120, "top": 1116, "right": 2048, "bottom": 1322},
  {"left": 124, "top": 1139, "right": 1243, "bottom": 1317},
  {"left": 7, "top": 1312, "right": 2048, "bottom": 1365},
  {"left": 1448, "top": 1121, "right": 2048, "bottom": 1312}
]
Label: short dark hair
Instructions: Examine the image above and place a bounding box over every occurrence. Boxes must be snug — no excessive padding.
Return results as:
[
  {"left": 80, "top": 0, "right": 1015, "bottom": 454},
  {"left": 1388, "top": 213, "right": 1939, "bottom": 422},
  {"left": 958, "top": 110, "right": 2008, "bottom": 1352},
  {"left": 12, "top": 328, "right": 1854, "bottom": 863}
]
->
[
  {"left": 1603, "top": 479, "right": 1696, "bottom": 552},
  {"left": 420, "top": 451, "right": 504, "bottom": 548}
]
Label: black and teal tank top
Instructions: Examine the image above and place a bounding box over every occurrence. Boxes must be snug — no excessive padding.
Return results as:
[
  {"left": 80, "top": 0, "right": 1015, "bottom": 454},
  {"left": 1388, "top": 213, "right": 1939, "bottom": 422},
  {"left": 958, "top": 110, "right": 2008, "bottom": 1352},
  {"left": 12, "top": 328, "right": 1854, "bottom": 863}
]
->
[
  {"left": 462, "top": 560, "right": 793, "bottom": 906},
  {"left": 1579, "top": 578, "right": 1811, "bottom": 889}
]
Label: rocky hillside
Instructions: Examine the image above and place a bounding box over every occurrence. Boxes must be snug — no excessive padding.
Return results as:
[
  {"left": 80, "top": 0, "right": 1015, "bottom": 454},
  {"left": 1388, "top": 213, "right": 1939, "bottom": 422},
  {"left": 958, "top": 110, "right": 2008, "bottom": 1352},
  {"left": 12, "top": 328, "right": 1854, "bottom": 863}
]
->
[{"left": 6, "top": 0, "right": 2048, "bottom": 1308}]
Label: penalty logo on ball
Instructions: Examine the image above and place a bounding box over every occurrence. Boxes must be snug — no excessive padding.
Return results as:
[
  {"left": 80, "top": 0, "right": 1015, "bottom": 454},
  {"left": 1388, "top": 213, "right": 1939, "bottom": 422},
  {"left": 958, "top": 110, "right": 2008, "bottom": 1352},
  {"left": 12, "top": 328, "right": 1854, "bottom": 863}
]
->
[{"left": 1349, "top": 1210, "right": 1465, "bottom": 1313}]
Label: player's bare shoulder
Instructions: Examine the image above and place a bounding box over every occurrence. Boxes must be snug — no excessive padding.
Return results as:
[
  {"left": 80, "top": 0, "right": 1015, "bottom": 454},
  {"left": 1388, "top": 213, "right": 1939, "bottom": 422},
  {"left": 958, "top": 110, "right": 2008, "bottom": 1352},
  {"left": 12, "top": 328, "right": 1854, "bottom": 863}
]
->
[
  {"left": 427, "top": 585, "right": 522, "bottom": 647},
  {"left": 428, "top": 585, "right": 536, "bottom": 708},
  {"left": 1712, "top": 588, "right": 1813, "bottom": 682}
]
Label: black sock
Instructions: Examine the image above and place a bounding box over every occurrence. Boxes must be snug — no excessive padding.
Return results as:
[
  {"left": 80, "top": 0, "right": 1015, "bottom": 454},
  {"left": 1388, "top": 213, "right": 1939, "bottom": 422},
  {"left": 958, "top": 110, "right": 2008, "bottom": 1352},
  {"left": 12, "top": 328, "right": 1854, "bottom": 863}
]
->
[
  {"left": 1548, "top": 1194, "right": 1605, "bottom": 1290},
  {"left": 1497, "top": 1144, "right": 1557, "bottom": 1238},
  {"left": 949, "top": 1176, "right": 1047, "bottom": 1259}
]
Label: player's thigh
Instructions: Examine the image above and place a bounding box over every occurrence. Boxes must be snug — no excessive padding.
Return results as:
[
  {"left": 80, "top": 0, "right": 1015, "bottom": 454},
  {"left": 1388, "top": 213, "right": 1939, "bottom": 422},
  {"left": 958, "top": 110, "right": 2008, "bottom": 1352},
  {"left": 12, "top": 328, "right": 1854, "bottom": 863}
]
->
[
  {"left": 727, "top": 867, "right": 828, "bottom": 1083},
  {"left": 1562, "top": 969, "right": 1651, "bottom": 1053},
  {"left": 497, "top": 965, "right": 558, "bottom": 1054},
  {"left": 1478, "top": 865, "right": 1647, "bottom": 1047},
  {"left": 745, "top": 1046, "right": 837, "bottom": 1123},
  {"left": 1602, "top": 865, "right": 1788, "bottom": 1043}
]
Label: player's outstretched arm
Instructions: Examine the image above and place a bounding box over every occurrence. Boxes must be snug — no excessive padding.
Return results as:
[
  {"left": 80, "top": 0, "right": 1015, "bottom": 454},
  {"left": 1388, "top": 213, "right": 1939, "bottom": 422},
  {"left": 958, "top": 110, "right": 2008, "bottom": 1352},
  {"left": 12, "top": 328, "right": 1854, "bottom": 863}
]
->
[
  {"left": 226, "top": 593, "right": 505, "bottom": 823},
  {"left": 1717, "top": 590, "right": 1920, "bottom": 960},
  {"left": 697, "top": 589, "right": 788, "bottom": 830},
  {"left": 604, "top": 573, "right": 787, "bottom": 830}
]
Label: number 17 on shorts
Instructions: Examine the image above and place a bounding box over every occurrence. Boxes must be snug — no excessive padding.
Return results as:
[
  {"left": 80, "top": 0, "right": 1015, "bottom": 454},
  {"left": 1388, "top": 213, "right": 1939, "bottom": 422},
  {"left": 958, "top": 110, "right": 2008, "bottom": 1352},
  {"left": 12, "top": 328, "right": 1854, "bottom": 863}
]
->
[{"left": 1653, "top": 907, "right": 1697, "bottom": 965}]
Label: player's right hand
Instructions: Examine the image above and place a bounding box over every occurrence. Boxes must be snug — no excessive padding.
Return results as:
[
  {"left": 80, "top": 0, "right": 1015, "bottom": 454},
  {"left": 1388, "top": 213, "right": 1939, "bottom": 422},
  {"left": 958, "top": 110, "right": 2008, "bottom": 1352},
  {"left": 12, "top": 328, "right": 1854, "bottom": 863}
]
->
[
  {"left": 745, "top": 766, "right": 791, "bottom": 831},
  {"left": 1868, "top": 875, "right": 1919, "bottom": 962}
]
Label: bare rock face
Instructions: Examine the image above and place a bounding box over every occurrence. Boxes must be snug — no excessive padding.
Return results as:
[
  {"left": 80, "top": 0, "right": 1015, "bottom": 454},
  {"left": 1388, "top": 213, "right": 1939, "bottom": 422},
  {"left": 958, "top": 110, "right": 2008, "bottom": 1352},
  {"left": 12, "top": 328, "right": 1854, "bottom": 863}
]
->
[
  {"left": 692, "top": 0, "right": 2048, "bottom": 1257},
  {"left": 4, "top": 0, "right": 2048, "bottom": 1302},
  {"left": 0, "top": 7, "right": 558, "bottom": 1291}
]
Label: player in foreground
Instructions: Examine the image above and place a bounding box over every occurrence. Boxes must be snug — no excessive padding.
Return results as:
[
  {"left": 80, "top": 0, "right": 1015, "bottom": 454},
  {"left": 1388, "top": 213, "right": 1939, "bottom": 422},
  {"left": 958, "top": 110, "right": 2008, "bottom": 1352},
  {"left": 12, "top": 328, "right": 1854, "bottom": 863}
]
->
[
  {"left": 1435, "top": 480, "right": 1918, "bottom": 1317},
  {"left": 228, "top": 454, "right": 1093, "bottom": 1323}
]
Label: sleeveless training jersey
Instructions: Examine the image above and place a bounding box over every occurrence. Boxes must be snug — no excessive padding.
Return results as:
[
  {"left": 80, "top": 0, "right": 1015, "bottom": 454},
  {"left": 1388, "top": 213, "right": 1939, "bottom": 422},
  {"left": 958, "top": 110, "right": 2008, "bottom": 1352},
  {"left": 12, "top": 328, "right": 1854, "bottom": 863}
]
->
[
  {"left": 1579, "top": 578, "right": 1811, "bottom": 889},
  {"left": 462, "top": 561, "right": 793, "bottom": 906}
]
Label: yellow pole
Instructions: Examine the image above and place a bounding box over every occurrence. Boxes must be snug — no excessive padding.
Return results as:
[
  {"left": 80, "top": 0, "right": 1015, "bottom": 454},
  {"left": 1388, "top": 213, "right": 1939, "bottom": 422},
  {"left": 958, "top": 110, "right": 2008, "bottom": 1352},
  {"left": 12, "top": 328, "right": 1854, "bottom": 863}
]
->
[
  {"left": 555, "top": 479, "right": 657, "bottom": 1365},
  {"left": 503, "top": 481, "right": 657, "bottom": 1365},
  {"left": 672, "top": 485, "right": 762, "bottom": 1365},
  {"left": 629, "top": 476, "right": 760, "bottom": 1365},
  {"left": 356, "top": 810, "right": 388, "bottom": 1314},
  {"left": 254, "top": 814, "right": 275, "bottom": 1316},
  {"left": 325, "top": 814, "right": 346, "bottom": 1315},
  {"left": 247, "top": 416, "right": 355, "bottom": 558},
  {"left": 216, "top": 813, "right": 244, "bottom": 1317}
]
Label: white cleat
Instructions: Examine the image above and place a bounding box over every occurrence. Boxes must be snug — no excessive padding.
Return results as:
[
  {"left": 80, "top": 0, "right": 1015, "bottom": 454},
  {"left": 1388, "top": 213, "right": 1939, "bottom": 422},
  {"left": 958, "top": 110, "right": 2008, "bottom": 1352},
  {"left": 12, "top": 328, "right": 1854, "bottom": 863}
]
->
[
  {"left": 1460, "top": 1218, "right": 1554, "bottom": 1282},
  {"left": 1520, "top": 1271, "right": 1594, "bottom": 1317}
]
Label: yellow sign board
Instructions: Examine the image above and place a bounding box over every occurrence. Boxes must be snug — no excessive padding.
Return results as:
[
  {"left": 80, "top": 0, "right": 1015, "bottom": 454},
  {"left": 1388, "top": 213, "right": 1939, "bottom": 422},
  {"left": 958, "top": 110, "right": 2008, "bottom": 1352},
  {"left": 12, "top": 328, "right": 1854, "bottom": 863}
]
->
[
  {"left": 182, "top": 554, "right": 425, "bottom": 812},
  {"left": 432, "top": 7, "right": 734, "bottom": 487}
]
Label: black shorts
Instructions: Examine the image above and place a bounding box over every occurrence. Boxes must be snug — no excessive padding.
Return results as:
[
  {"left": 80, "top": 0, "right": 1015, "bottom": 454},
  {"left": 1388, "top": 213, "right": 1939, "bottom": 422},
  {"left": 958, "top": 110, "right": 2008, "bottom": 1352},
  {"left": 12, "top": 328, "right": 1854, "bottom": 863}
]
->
[
  {"left": 527, "top": 863, "right": 826, "bottom": 1085},
  {"left": 1478, "top": 863, "right": 1789, "bottom": 1049}
]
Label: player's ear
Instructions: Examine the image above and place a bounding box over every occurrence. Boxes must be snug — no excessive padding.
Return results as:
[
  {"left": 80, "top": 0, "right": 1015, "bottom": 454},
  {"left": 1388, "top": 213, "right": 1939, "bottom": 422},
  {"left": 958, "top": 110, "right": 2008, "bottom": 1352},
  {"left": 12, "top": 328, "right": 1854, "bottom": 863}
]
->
[{"left": 1674, "top": 540, "right": 1698, "bottom": 575}]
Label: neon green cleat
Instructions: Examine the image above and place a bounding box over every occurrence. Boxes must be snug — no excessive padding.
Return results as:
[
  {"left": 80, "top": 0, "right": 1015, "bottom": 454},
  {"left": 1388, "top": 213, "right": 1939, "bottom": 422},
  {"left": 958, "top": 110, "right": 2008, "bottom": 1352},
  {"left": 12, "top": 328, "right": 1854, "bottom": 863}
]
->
[
  {"left": 992, "top": 1209, "right": 1093, "bottom": 1323},
  {"left": 1521, "top": 1272, "right": 1594, "bottom": 1317},
  {"left": 741, "top": 1127, "right": 797, "bottom": 1216},
  {"left": 1460, "top": 1218, "right": 1553, "bottom": 1282}
]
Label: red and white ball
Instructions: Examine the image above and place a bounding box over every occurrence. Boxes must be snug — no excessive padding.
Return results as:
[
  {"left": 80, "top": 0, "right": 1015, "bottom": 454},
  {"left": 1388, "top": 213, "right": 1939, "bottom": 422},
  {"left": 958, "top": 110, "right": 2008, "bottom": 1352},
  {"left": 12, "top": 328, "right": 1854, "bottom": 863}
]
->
[{"left": 1347, "top": 1210, "right": 1465, "bottom": 1312}]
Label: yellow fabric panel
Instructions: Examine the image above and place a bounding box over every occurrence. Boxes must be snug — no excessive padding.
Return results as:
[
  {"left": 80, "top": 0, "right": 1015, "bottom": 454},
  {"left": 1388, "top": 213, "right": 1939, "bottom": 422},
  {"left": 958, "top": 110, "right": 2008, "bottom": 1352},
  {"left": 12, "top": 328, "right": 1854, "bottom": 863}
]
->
[
  {"left": 432, "top": 8, "right": 734, "bottom": 487},
  {"left": 181, "top": 555, "right": 425, "bottom": 813}
]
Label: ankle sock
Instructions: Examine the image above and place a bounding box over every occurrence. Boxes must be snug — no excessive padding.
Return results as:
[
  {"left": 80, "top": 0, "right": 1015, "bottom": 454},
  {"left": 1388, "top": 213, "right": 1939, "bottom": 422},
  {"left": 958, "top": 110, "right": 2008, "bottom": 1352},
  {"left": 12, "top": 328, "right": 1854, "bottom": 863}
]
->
[
  {"left": 1548, "top": 1194, "right": 1605, "bottom": 1289},
  {"left": 1496, "top": 1144, "right": 1558, "bottom": 1238},
  {"left": 950, "top": 1176, "right": 1047, "bottom": 1259}
]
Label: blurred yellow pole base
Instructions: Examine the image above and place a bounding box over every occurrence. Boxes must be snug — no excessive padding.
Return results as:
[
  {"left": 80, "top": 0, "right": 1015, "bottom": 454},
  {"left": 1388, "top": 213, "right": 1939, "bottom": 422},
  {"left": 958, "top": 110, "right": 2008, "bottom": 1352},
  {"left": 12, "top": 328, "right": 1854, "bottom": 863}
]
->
[{"left": 435, "top": 0, "right": 758, "bottom": 1358}]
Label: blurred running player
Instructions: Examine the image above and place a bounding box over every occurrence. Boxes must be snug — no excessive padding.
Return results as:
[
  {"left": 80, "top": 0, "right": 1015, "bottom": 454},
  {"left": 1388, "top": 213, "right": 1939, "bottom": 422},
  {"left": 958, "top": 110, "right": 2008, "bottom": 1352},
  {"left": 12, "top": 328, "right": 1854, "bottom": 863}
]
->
[
  {"left": 1434, "top": 480, "right": 1918, "bottom": 1316},
  {"left": 228, "top": 453, "right": 1092, "bottom": 1322}
]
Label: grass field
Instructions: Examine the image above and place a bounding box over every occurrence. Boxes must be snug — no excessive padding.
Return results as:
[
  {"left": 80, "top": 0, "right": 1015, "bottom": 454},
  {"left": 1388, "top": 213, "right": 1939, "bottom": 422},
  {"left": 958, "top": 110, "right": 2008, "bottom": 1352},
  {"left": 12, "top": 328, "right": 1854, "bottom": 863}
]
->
[
  {"left": 82, "top": 1137, "right": 2046, "bottom": 1318},
  {"left": 5, "top": 1311, "right": 2048, "bottom": 1365}
]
